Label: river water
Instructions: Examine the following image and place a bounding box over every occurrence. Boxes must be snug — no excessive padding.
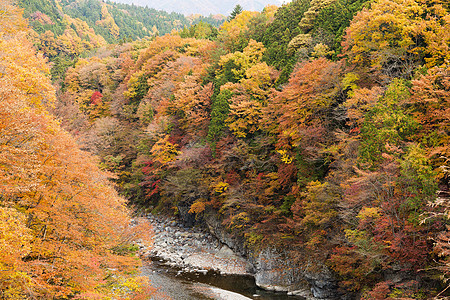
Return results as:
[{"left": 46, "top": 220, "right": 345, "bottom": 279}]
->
[{"left": 141, "top": 258, "right": 305, "bottom": 300}]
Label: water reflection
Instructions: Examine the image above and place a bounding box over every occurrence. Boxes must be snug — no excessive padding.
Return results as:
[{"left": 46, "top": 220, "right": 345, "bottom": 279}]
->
[{"left": 141, "top": 259, "right": 304, "bottom": 300}]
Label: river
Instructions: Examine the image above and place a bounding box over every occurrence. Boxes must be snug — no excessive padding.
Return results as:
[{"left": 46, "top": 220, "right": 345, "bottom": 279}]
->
[
  {"left": 141, "top": 258, "right": 305, "bottom": 300},
  {"left": 138, "top": 215, "right": 307, "bottom": 300}
]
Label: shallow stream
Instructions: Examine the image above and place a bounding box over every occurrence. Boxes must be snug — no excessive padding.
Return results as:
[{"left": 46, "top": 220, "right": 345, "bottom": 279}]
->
[
  {"left": 141, "top": 258, "right": 305, "bottom": 300},
  {"left": 139, "top": 214, "right": 307, "bottom": 299}
]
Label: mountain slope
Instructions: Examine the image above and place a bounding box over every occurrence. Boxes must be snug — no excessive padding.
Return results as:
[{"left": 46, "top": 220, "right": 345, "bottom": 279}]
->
[
  {"left": 18, "top": 0, "right": 224, "bottom": 45},
  {"left": 110, "top": 0, "right": 283, "bottom": 15}
]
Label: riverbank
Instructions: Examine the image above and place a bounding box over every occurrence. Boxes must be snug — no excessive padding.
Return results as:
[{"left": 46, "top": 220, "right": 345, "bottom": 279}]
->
[
  {"left": 140, "top": 214, "right": 253, "bottom": 276},
  {"left": 138, "top": 214, "right": 320, "bottom": 300}
]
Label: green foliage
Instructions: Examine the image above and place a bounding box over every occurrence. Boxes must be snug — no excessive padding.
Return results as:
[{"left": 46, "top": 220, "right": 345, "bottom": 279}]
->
[
  {"left": 258, "top": 0, "right": 310, "bottom": 84},
  {"left": 358, "top": 79, "right": 418, "bottom": 168},
  {"left": 280, "top": 195, "right": 296, "bottom": 215},
  {"left": 312, "top": 0, "right": 370, "bottom": 56},
  {"left": 207, "top": 89, "right": 232, "bottom": 142},
  {"left": 179, "top": 21, "right": 218, "bottom": 40},
  {"left": 228, "top": 4, "right": 243, "bottom": 21},
  {"left": 50, "top": 54, "right": 77, "bottom": 82},
  {"left": 111, "top": 243, "right": 140, "bottom": 256},
  {"left": 18, "top": 0, "right": 66, "bottom": 35},
  {"left": 19, "top": 0, "right": 223, "bottom": 45}
]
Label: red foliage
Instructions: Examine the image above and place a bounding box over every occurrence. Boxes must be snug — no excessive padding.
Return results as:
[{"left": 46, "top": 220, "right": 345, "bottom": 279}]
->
[
  {"left": 141, "top": 161, "right": 163, "bottom": 200},
  {"left": 90, "top": 91, "right": 103, "bottom": 105},
  {"left": 363, "top": 281, "right": 392, "bottom": 300},
  {"left": 277, "top": 161, "right": 297, "bottom": 187},
  {"left": 214, "top": 135, "right": 236, "bottom": 158},
  {"left": 328, "top": 246, "right": 377, "bottom": 291},
  {"left": 225, "top": 170, "right": 241, "bottom": 186},
  {"left": 371, "top": 218, "right": 429, "bottom": 267}
]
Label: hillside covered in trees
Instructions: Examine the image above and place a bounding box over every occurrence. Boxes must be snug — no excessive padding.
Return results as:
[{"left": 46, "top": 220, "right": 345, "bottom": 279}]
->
[
  {"left": 16, "top": 0, "right": 224, "bottom": 81},
  {"left": 0, "top": 1, "right": 156, "bottom": 299},
  {"left": 111, "top": 0, "right": 283, "bottom": 16},
  {"left": 19, "top": 0, "right": 224, "bottom": 43},
  {"left": 2, "top": 0, "right": 450, "bottom": 298}
]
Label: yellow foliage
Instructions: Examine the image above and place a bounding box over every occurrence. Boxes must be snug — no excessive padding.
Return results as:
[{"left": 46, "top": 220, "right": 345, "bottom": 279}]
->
[
  {"left": 0, "top": 14, "right": 55, "bottom": 110},
  {"left": 220, "top": 42, "right": 274, "bottom": 138},
  {"left": 262, "top": 5, "right": 278, "bottom": 20},
  {"left": 230, "top": 212, "right": 250, "bottom": 229},
  {"left": 344, "top": 229, "right": 369, "bottom": 246},
  {"left": 123, "top": 71, "right": 144, "bottom": 100},
  {"left": 213, "top": 181, "right": 229, "bottom": 194},
  {"left": 241, "top": 62, "right": 272, "bottom": 99},
  {"left": 341, "top": 72, "right": 360, "bottom": 96},
  {"left": 287, "top": 33, "right": 312, "bottom": 54},
  {"left": 63, "top": 15, "right": 107, "bottom": 50},
  {"left": 277, "top": 150, "right": 293, "bottom": 164},
  {"left": 150, "top": 135, "right": 181, "bottom": 164},
  {"left": 0, "top": 207, "right": 32, "bottom": 298},
  {"left": 219, "top": 39, "right": 266, "bottom": 81},
  {"left": 300, "top": 181, "right": 339, "bottom": 228},
  {"left": 312, "top": 43, "right": 334, "bottom": 58},
  {"left": 179, "top": 37, "right": 216, "bottom": 56},
  {"left": 344, "top": 0, "right": 449, "bottom": 70},
  {"left": 189, "top": 200, "right": 207, "bottom": 214},
  {"left": 0, "top": 3, "right": 152, "bottom": 298},
  {"left": 226, "top": 90, "right": 263, "bottom": 138},
  {"left": 219, "top": 10, "right": 259, "bottom": 48},
  {"left": 357, "top": 207, "right": 382, "bottom": 220},
  {"left": 96, "top": 3, "right": 120, "bottom": 38}
]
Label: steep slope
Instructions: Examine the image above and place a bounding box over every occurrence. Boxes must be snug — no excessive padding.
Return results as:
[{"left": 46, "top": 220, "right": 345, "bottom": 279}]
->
[
  {"left": 18, "top": 0, "right": 223, "bottom": 44},
  {"left": 111, "top": 0, "right": 283, "bottom": 15},
  {"left": 0, "top": 2, "right": 153, "bottom": 298},
  {"left": 50, "top": 0, "right": 450, "bottom": 297}
]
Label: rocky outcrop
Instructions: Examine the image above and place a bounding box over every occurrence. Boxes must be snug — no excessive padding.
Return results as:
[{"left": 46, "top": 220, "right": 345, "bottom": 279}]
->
[
  {"left": 203, "top": 210, "right": 343, "bottom": 299},
  {"left": 140, "top": 214, "right": 253, "bottom": 275},
  {"left": 141, "top": 212, "right": 345, "bottom": 299}
]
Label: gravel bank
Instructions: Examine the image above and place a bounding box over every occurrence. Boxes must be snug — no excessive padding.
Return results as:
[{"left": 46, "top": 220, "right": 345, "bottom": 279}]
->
[{"left": 140, "top": 214, "right": 253, "bottom": 276}]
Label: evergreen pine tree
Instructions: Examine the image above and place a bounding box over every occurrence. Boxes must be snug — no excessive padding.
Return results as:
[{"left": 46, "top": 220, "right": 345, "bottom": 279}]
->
[{"left": 228, "top": 4, "right": 243, "bottom": 21}]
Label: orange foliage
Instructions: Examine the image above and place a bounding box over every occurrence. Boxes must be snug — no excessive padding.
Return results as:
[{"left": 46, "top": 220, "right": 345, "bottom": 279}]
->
[
  {"left": 264, "top": 58, "right": 341, "bottom": 155},
  {"left": 0, "top": 2, "right": 153, "bottom": 298},
  {"left": 409, "top": 65, "right": 450, "bottom": 176},
  {"left": 172, "top": 74, "right": 213, "bottom": 137}
]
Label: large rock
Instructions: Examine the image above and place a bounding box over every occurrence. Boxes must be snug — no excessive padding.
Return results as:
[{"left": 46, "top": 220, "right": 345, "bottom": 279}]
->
[
  {"left": 253, "top": 248, "right": 340, "bottom": 299},
  {"left": 202, "top": 210, "right": 342, "bottom": 299},
  {"left": 203, "top": 210, "right": 247, "bottom": 256}
]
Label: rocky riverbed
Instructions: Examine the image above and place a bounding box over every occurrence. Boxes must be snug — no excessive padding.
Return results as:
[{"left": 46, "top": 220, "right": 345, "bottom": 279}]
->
[
  {"left": 137, "top": 214, "right": 326, "bottom": 300},
  {"left": 140, "top": 214, "right": 254, "bottom": 276}
]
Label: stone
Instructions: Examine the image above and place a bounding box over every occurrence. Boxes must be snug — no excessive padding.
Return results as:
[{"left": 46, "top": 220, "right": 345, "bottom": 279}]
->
[
  {"left": 141, "top": 213, "right": 341, "bottom": 299},
  {"left": 216, "top": 245, "right": 236, "bottom": 259},
  {"left": 288, "top": 289, "right": 318, "bottom": 299}
]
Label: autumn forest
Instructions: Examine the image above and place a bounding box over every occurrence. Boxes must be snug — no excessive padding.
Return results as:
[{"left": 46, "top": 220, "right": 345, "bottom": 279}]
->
[{"left": 1, "top": 0, "right": 449, "bottom": 298}]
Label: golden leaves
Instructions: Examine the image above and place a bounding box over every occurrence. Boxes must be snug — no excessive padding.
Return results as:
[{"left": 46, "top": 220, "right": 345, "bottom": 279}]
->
[
  {"left": 277, "top": 150, "right": 293, "bottom": 164},
  {"left": 0, "top": 3, "right": 151, "bottom": 298},
  {"left": 213, "top": 181, "right": 229, "bottom": 194},
  {"left": 343, "top": 0, "right": 449, "bottom": 73},
  {"left": 150, "top": 135, "right": 181, "bottom": 164}
]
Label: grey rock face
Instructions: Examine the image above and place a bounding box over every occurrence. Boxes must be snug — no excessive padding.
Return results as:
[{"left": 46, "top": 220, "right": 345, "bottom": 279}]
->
[
  {"left": 202, "top": 210, "right": 342, "bottom": 299},
  {"left": 141, "top": 214, "right": 251, "bottom": 276}
]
